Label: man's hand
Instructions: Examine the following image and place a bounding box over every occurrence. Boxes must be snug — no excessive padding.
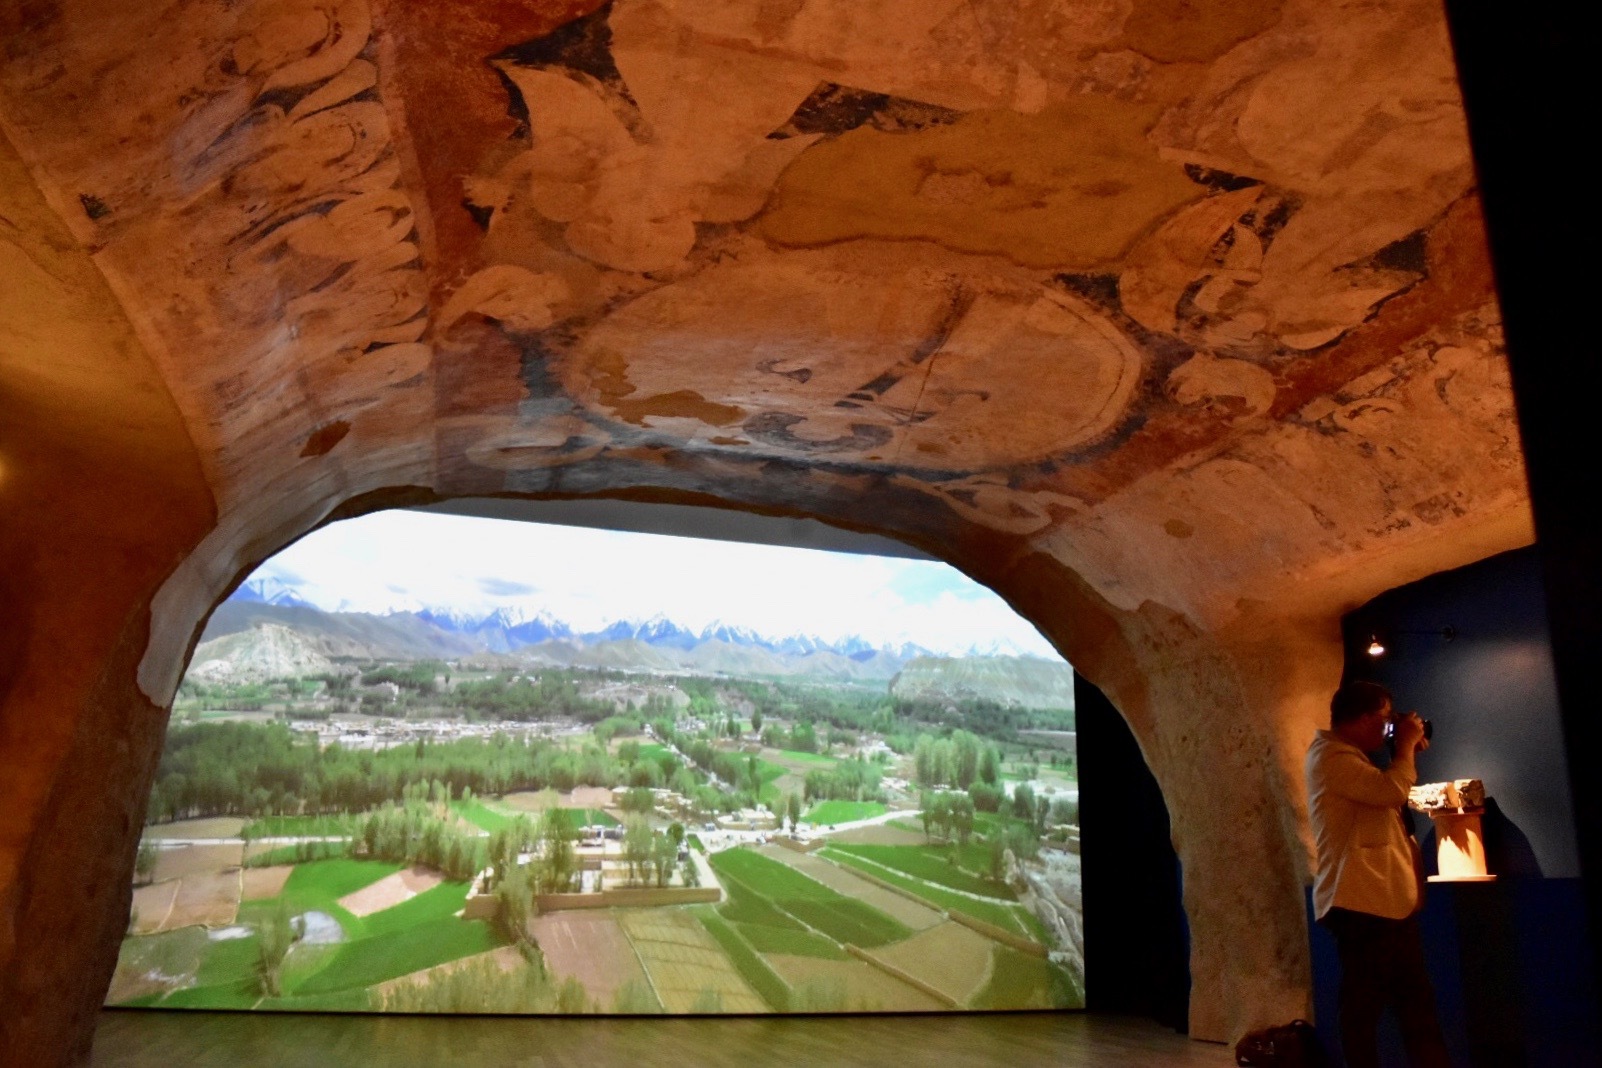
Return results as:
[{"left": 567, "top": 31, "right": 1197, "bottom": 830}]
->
[{"left": 1394, "top": 711, "right": 1429, "bottom": 755}]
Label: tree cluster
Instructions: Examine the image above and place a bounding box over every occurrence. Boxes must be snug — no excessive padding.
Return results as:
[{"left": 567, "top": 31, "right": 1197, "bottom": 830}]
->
[
  {"left": 910, "top": 730, "right": 1001, "bottom": 790},
  {"left": 146, "top": 721, "right": 683, "bottom": 824},
  {"left": 801, "top": 759, "right": 883, "bottom": 803},
  {"left": 447, "top": 671, "right": 613, "bottom": 722},
  {"left": 359, "top": 661, "right": 445, "bottom": 694},
  {"left": 918, "top": 790, "right": 977, "bottom": 844},
  {"left": 621, "top": 816, "right": 679, "bottom": 888},
  {"left": 354, "top": 785, "right": 486, "bottom": 880},
  {"left": 484, "top": 808, "right": 579, "bottom": 897},
  {"left": 891, "top": 694, "right": 1075, "bottom": 740}
]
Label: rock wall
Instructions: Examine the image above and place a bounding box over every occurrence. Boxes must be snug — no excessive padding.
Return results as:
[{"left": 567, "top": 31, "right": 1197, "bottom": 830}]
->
[{"left": 0, "top": 127, "right": 215, "bottom": 1066}]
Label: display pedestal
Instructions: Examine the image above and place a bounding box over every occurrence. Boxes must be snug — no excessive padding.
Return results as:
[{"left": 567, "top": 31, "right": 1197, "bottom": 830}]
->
[{"left": 1426, "top": 807, "right": 1495, "bottom": 882}]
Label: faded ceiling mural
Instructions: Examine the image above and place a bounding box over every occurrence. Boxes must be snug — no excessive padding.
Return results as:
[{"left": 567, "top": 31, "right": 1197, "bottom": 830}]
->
[{"left": 0, "top": 0, "right": 1515, "bottom": 569}]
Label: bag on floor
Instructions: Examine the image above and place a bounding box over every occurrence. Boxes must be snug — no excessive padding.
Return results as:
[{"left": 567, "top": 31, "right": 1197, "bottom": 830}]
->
[{"left": 1233, "top": 1019, "right": 1329, "bottom": 1067}]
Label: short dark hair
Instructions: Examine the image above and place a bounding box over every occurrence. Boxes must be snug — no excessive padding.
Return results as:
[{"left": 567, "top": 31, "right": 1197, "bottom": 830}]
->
[{"left": 1331, "top": 681, "right": 1392, "bottom": 726}]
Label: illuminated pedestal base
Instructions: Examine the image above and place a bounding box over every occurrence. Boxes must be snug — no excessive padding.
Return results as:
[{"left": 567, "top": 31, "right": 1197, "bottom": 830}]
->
[{"left": 1426, "top": 808, "right": 1495, "bottom": 882}]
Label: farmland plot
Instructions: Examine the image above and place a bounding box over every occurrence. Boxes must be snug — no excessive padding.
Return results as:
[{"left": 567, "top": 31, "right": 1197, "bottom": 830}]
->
[
  {"left": 373, "top": 945, "right": 525, "bottom": 997},
  {"left": 756, "top": 847, "right": 942, "bottom": 931},
  {"left": 111, "top": 858, "right": 500, "bottom": 1010},
  {"left": 820, "top": 848, "right": 1046, "bottom": 943},
  {"left": 972, "top": 944, "right": 1083, "bottom": 1010},
  {"left": 801, "top": 800, "right": 887, "bottom": 825},
  {"left": 151, "top": 843, "right": 243, "bottom": 884},
  {"left": 129, "top": 881, "right": 179, "bottom": 935},
  {"left": 107, "top": 926, "right": 211, "bottom": 1004},
  {"left": 764, "top": 954, "right": 944, "bottom": 1012},
  {"left": 825, "top": 823, "right": 927, "bottom": 846},
  {"left": 240, "top": 865, "right": 294, "bottom": 901},
  {"left": 826, "top": 844, "right": 1015, "bottom": 899},
  {"left": 709, "top": 848, "right": 911, "bottom": 948},
  {"left": 532, "top": 910, "right": 652, "bottom": 1008},
  {"left": 619, "top": 909, "right": 766, "bottom": 1013},
  {"left": 338, "top": 866, "right": 443, "bottom": 917},
  {"left": 872, "top": 921, "right": 994, "bottom": 1006},
  {"left": 162, "top": 870, "right": 241, "bottom": 929}
]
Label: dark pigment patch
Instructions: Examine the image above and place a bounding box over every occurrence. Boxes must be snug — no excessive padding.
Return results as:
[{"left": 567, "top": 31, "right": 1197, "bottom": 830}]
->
[
  {"left": 1055, "top": 273, "right": 1121, "bottom": 311},
  {"left": 493, "top": 3, "right": 643, "bottom": 137},
  {"left": 1183, "top": 164, "right": 1263, "bottom": 192},
  {"left": 1357, "top": 230, "right": 1429, "bottom": 277},
  {"left": 770, "top": 83, "right": 963, "bottom": 139},
  {"left": 78, "top": 193, "right": 109, "bottom": 221},
  {"left": 742, "top": 413, "right": 893, "bottom": 455},
  {"left": 300, "top": 420, "right": 351, "bottom": 457}
]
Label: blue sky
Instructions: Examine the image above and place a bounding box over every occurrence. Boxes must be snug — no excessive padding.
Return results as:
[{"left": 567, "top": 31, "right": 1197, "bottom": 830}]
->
[{"left": 252, "top": 510, "right": 1062, "bottom": 659}]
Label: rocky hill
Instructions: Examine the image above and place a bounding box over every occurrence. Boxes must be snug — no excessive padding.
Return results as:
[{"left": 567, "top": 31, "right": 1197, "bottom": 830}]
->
[
  {"left": 202, "top": 601, "right": 479, "bottom": 661},
  {"left": 188, "top": 623, "right": 336, "bottom": 682}
]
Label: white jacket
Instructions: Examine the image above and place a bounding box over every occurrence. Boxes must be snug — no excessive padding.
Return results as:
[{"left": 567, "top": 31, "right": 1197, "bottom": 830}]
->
[{"left": 1306, "top": 730, "right": 1419, "bottom": 920}]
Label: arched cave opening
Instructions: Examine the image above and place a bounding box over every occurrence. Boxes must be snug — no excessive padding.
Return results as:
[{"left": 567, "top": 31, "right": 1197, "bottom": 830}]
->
[{"left": 111, "top": 501, "right": 1099, "bottom": 1018}]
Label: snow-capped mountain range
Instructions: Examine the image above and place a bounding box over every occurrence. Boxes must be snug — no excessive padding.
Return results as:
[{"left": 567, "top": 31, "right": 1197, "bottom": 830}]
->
[
  {"left": 230, "top": 575, "right": 318, "bottom": 610},
  {"left": 228, "top": 577, "right": 1045, "bottom": 661}
]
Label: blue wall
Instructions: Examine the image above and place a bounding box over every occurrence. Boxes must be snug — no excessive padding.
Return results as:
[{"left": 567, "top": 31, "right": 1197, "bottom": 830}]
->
[
  {"left": 1323, "top": 546, "right": 1599, "bottom": 1065},
  {"left": 1343, "top": 547, "right": 1577, "bottom": 878}
]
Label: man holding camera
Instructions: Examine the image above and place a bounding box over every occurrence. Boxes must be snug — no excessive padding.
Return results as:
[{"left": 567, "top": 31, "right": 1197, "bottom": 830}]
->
[{"left": 1306, "top": 680, "right": 1451, "bottom": 1068}]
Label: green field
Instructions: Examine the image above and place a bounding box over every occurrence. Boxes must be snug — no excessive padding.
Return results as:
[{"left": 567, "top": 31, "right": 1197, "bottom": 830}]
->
[
  {"left": 695, "top": 911, "right": 791, "bottom": 1012},
  {"left": 242, "top": 814, "right": 356, "bottom": 838},
  {"left": 194, "top": 928, "right": 266, "bottom": 985},
  {"left": 825, "top": 844, "right": 1013, "bottom": 900},
  {"left": 716, "top": 869, "right": 807, "bottom": 932},
  {"left": 246, "top": 841, "right": 348, "bottom": 867},
  {"left": 449, "top": 800, "right": 617, "bottom": 834},
  {"left": 451, "top": 798, "right": 512, "bottom": 833},
  {"left": 709, "top": 848, "right": 910, "bottom": 948},
  {"left": 357, "top": 881, "right": 473, "bottom": 939},
  {"left": 733, "top": 920, "right": 848, "bottom": 959},
  {"left": 562, "top": 807, "right": 620, "bottom": 829},
  {"left": 279, "top": 858, "right": 401, "bottom": 907},
  {"left": 802, "top": 800, "right": 887, "bottom": 826},
  {"left": 971, "top": 945, "right": 1083, "bottom": 1009},
  {"left": 819, "top": 848, "right": 1045, "bottom": 943},
  {"left": 754, "top": 760, "right": 788, "bottom": 805},
  {"left": 716, "top": 864, "right": 846, "bottom": 957},
  {"left": 117, "top": 858, "right": 501, "bottom": 1009},
  {"left": 293, "top": 919, "right": 504, "bottom": 995},
  {"left": 971, "top": 811, "right": 1037, "bottom": 837},
  {"left": 773, "top": 749, "right": 838, "bottom": 768}
]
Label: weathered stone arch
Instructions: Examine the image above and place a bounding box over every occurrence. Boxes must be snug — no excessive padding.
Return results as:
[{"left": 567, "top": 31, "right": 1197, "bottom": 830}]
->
[{"left": 1, "top": 0, "right": 1535, "bottom": 1061}]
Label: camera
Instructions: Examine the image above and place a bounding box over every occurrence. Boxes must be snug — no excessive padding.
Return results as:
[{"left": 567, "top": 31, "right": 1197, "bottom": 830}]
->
[{"left": 1384, "top": 717, "right": 1433, "bottom": 741}]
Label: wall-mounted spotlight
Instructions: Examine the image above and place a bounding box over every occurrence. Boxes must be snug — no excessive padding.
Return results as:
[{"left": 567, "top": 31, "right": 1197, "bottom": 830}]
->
[{"left": 1364, "top": 626, "right": 1456, "bottom": 657}]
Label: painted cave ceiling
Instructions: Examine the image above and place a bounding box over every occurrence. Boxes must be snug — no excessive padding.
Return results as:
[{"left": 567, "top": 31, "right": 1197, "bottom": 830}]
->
[{"left": 0, "top": 0, "right": 1529, "bottom": 625}]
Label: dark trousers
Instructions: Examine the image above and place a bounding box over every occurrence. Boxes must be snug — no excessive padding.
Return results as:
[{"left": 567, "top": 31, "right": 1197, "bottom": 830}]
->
[{"left": 1322, "top": 908, "right": 1452, "bottom": 1068}]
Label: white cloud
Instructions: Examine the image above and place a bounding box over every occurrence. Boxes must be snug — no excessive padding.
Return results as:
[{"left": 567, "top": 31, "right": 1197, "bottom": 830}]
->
[{"left": 258, "top": 510, "right": 1062, "bottom": 659}]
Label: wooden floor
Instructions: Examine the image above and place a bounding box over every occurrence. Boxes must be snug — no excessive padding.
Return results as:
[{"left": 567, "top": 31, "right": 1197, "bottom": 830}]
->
[{"left": 92, "top": 1010, "right": 1234, "bottom": 1067}]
